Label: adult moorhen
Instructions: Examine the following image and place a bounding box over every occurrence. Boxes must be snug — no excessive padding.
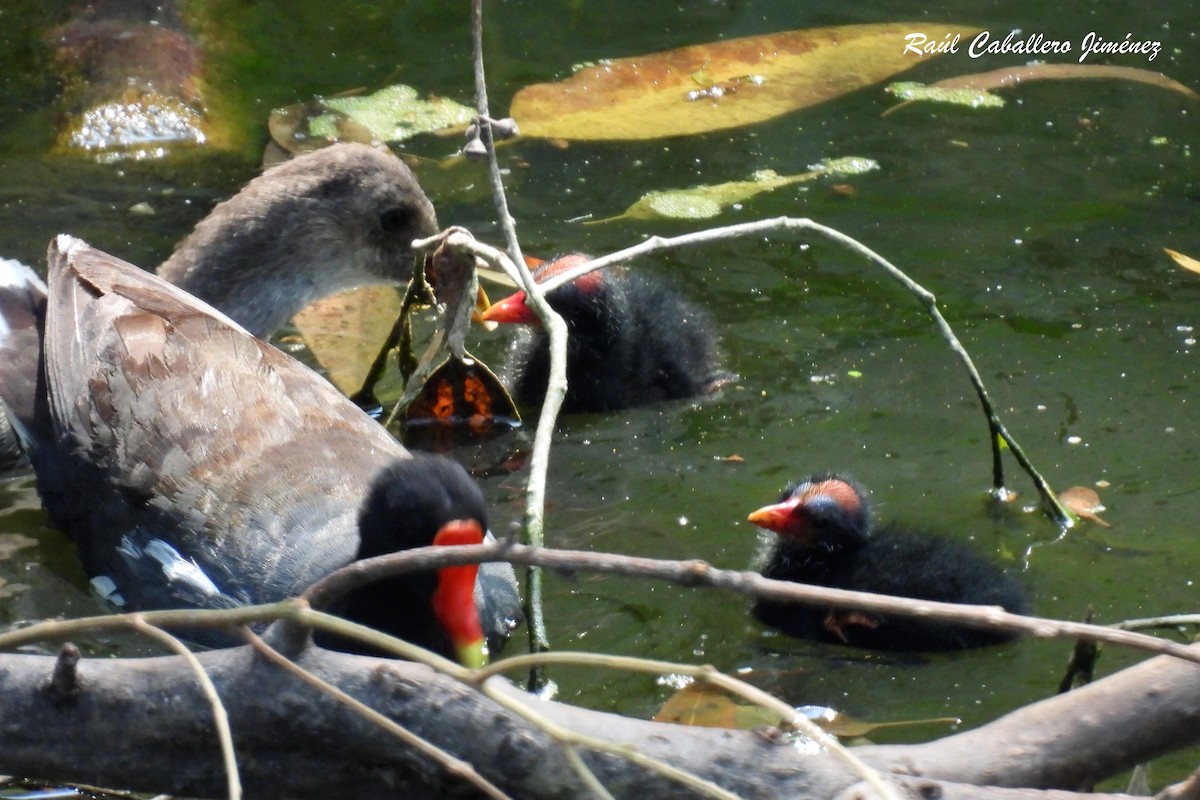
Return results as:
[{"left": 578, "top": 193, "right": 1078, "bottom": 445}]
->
[
  {"left": 748, "top": 474, "right": 1028, "bottom": 651},
  {"left": 7, "top": 235, "right": 519, "bottom": 661},
  {"left": 481, "top": 253, "right": 732, "bottom": 413}
]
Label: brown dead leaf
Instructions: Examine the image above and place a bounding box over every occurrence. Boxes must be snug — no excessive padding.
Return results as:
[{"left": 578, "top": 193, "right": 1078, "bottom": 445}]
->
[
  {"left": 654, "top": 684, "right": 959, "bottom": 735},
  {"left": 1059, "top": 486, "right": 1111, "bottom": 528}
]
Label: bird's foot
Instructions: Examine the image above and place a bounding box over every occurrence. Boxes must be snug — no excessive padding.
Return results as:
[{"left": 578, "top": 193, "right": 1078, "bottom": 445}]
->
[{"left": 823, "top": 610, "right": 879, "bottom": 643}]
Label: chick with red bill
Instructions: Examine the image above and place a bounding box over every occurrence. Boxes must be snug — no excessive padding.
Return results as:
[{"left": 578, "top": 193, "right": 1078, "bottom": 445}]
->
[
  {"left": 748, "top": 474, "right": 1029, "bottom": 651},
  {"left": 431, "top": 519, "right": 489, "bottom": 668},
  {"left": 482, "top": 254, "right": 734, "bottom": 413}
]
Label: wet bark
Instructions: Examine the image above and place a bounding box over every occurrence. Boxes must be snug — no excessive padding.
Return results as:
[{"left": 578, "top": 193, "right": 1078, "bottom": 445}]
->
[{"left": 0, "top": 641, "right": 1197, "bottom": 799}]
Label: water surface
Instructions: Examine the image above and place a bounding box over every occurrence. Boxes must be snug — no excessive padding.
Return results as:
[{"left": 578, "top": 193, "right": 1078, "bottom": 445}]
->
[{"left": 1, "top": 0, "right": 1197, "bottom": 784}]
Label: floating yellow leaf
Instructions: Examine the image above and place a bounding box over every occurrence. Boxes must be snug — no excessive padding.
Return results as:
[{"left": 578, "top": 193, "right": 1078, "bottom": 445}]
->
[
  {"left": 654, "top": 684, "right": 959, "bottom": 735},
  {"left": 1165, "top": 248, "right": 1200, "bottom": 276},
  {"left": 510, "top": 23, "right": 980, "bottom": 140},
  {"left": 291, "top": 284, "right": 403, "bottom": 395}
]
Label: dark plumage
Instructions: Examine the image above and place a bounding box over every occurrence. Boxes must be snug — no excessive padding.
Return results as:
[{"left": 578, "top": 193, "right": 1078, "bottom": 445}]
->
[
  {"left": 481, "top": 254, "right": 732, "bottom": 413},
  {"left": 748, "top": 475, "right": 1028, "bottom": 651},
  {"left": 9, "top": 236, "right": 519, "bottom": 660}
]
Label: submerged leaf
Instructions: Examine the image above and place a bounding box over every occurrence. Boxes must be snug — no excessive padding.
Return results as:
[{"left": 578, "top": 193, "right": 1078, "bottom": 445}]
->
[
  {"left": 510, "top": 23, "right": 980, "bottom": 140},
  {"left": 1059, "top": 486, "right": 1110, "bottom": 528},
  {"left": 592, "top": 159, "right": 879, "bottom": 223},
  {"left": 291, "top": 285, "right": 403, "bottom": 395},
  {"left": 933, "top": 63, "right": 1200, "bottom": 100},
  {"left": 654, "top": 684, "right": 959, "bottom": 735},
  {"left": 270, "top": 84, "right": 474, "bottom": 152},
  {"left": 885, "top": 81, "right": 1006, "bottom": 109}
]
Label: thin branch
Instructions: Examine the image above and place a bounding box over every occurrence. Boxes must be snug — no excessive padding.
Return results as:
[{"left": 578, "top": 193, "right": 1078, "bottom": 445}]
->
[
  {"left": 531, "top": 216, "right": 1073, "bottom": 527},
  {"left": 297, "top": 539, "right": 1200, "bottom": 666},
  {"left": 243, "top": 631, "right": 512, "bottom": 800},
  {"left": 470, "top": 0, "right": 522, "bottom": 272},
  {"left": 1116, "top": 614, "right": 1200, "bottom": 631},
  {"left": 467, "top": 2, "right": 563, "bottom": 679},
  {"left": 129, "top": 617, "right": 242, "bottom": 800},
  {"left": 480, "top": 681, "right": 746, "bottom": 800},
  {"left": 7, "top": 543, "right": 1192, "bottom": 668},
  {"left": 0, "top": 602, "right": 297, "bottom": 650},
  {"left": 564, "top": 746, "right": 618, "bottom": 800},
  {"left": 413, "top": 228, "right": 570, "bottom": 677},
  {"left": 478, "top": 651, "right": 902, "bottom": 800}
]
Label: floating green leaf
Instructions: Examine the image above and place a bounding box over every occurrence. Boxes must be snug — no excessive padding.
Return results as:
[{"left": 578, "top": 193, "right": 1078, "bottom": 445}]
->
[
  {"left": 886, "top": 81, "right": 1006, "bottom": 109},
  {"left": 591, "top": 158, "right": 879, "bottom": 223},
  {"left": 269, "top": 84, "right": 474, "bottom": 152},
  {"left": 885, "top": 63, "right": 1200, "bottom": 115},
  {"left": 510, "top": 23, "right": 980, "bottom": 140}
]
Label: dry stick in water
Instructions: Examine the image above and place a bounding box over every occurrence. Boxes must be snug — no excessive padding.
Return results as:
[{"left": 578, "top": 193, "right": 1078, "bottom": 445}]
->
[
  {"left": 532, "top": 217, "right": 1072, "bottom": 526},
  {"left": 304, "top": 540, "right": 1200, "bottom": 667},
  {"left": 467, "top": 0, "right": 563, "bottom": 679}
]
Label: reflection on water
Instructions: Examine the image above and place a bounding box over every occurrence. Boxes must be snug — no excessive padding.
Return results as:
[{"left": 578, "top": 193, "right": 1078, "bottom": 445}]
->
[{"left": 2, "top": 0, "right": 1199, "bottom": 785}]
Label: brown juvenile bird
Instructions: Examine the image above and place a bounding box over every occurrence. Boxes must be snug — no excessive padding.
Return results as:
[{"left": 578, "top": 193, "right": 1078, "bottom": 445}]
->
[{"left": 1, "top": 143, "right": 438, "bottom": 469}]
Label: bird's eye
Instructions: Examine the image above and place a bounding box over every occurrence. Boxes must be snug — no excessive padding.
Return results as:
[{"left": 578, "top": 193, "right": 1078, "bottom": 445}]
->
[{"left": 379, "top": 207, "right": 411, "bottom": 233}]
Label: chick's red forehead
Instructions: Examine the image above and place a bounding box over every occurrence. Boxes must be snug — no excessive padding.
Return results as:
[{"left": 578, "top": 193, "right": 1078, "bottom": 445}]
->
[
  {"left": 535, "top": 253, "right": 603, "bottom": 293},
  {"left": 795, "top": 478, "right": 862, "bottom": 516}
]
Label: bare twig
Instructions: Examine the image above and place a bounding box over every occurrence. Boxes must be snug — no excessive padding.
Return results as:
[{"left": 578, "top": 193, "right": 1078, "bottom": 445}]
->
[
  {"left": 6, "top": 542, "right": 1193, "bottom": 668},
  {"left": 244, "top": 631, "right": 511, "bottom": 800},
  {"left": 469, "top": 0, "right": 522, "bottom": 272},
  {"left": 130, "top": 617, "right": 242, "bottom": 800},
  {"left": 299, "top": 539, "right": 1200, "bottom": 666},
  {"left": 1115, "top": 614, "right": 1200, "bottom": 632},
  {"left": 532, "top": 217, "right": 1073, "bottom": 527},
  {"left": 411, "top": 229, "right": 568, "bottom": 679},
  {"left": 468, "top": 1, "right": 565, "bottom": 680},
  {"left": 481, "top": 681, "right": 747, "bottom": 800},
  {"left": 479, "top": 651, "right": 903, "bottom": 800}
]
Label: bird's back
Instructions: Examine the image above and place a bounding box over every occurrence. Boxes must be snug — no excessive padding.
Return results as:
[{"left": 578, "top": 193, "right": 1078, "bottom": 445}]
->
[{"left": 37, "top": 236, "right": 408, "bottom": 611}]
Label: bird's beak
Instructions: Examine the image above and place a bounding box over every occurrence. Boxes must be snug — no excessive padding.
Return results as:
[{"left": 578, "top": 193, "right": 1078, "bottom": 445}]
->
[
  {"left": 431, "top": 520, "right": 488, "bottom": 668},
  {"left": 471, "top": 286, "right": 496, "bottom": 330},
  {"left": 479, "top": 290, "right": 539, "bottom": 326},
  {"left": 747, "top": 497, "right": 803, "bottom": 537}
]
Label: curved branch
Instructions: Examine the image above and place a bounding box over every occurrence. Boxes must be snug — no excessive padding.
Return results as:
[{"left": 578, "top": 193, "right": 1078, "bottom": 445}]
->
[{"left": 534, "top": 217, "right": 1073, "bottom": 526}]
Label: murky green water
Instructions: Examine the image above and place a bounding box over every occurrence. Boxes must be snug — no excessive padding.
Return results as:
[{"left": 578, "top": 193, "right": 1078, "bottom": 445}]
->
[{"left": 2, "top": 0, "right": 1199, "bottom": 786}]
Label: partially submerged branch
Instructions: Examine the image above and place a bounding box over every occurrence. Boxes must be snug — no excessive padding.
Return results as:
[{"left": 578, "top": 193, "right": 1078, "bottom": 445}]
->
[{"left": 1, "top": 637, "right": 1199, "bottom": 799}]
